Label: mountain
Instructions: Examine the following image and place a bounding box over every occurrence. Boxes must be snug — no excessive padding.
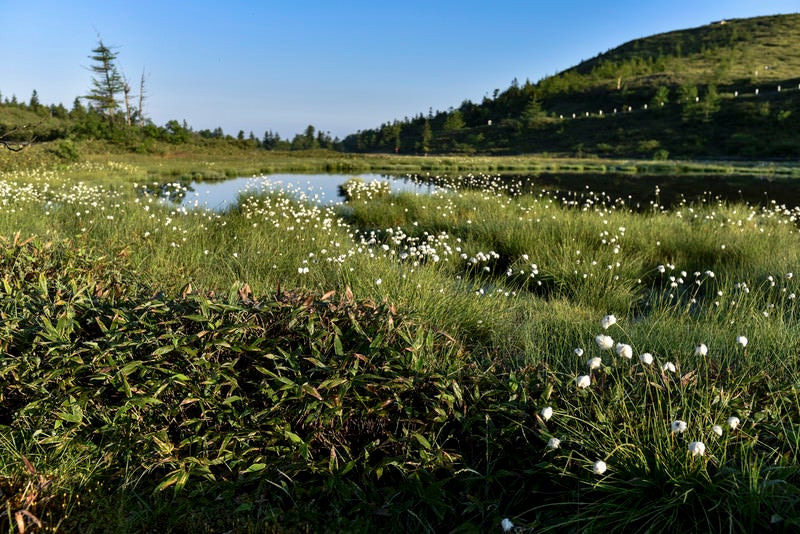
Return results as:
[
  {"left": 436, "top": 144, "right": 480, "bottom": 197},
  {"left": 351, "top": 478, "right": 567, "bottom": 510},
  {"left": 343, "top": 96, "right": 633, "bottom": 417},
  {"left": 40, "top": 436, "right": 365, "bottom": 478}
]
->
[{"left": 344, "top": 13, "right": 800, "bottom": 159}]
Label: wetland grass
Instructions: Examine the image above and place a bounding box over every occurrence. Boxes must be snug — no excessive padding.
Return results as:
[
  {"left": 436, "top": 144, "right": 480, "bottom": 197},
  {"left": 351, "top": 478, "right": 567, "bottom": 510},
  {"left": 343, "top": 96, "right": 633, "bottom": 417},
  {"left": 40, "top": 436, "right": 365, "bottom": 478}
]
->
[{"left": 1, "top": 166, "right": 800, "bottom": 531}]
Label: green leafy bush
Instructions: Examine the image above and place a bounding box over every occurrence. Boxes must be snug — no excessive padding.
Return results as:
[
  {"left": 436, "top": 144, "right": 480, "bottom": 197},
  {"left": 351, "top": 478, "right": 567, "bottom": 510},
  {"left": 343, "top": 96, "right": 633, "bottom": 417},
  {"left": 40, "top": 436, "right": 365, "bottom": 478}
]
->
[{"left": 50, "top": 139, "right": 81, "bottom": 161}]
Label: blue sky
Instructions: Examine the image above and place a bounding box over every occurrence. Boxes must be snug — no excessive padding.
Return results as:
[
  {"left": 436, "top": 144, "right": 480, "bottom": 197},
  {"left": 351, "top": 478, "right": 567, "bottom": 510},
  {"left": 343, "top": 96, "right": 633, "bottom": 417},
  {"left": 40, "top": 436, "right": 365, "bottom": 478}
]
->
[{"left": 2, "top": 1, "right": 798, "bottom": 140}]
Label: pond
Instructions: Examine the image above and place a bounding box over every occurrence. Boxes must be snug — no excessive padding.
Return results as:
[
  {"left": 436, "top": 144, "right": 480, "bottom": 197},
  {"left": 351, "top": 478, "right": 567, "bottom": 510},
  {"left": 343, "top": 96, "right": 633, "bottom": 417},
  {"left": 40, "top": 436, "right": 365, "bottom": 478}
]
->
[
  {"left": 173, "top": 173, "right": 438, "bottom": 210},
  {"left": 514, "top": 172, "right": 800, "bottom": 210},
  {"left": 161, "top": 171, "right": 800, "bottom": 211}
]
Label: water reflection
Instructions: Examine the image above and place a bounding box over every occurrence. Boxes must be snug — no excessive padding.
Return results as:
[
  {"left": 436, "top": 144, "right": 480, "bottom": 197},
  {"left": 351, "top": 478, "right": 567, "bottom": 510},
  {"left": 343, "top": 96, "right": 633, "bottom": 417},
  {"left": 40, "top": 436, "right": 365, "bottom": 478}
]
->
[
  {"left": 157, "top": 172, "right": 800, "bottom": 211},
  {"left": 505, "top": 173, "right": 800, "bottom": 210},
  {"left": 175, "top": 173, "right": 436, "bottom": 210}
]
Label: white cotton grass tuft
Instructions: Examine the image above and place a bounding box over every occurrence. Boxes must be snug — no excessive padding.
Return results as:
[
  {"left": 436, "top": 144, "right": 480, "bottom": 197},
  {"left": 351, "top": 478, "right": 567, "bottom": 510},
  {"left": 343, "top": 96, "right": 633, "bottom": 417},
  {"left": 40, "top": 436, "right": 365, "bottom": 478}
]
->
[
  {"left": 501, "top": 518, "right": 515, "bottom": 532},
  {"left": 547, "top": 437, "right": 561, "bottom": 450},
  {"left": 615, "top": 343, "right": 633, "bottom": 359},
  {"left": 574, "top": 347, "right": 584, "bottom": 357},
  {"left": 640, "top": 352, "right": 654, "bottom": 365},
  {"left": 576, "top": 375, "right": 591, "bottom": 389},
  {"left": 600, "top": 314, "right": 617, "bottom": 329},
  {"left": 736, "top": 335, "right": 748, "bottom": 348},
  {"left": 592, "top": 460, "right": 607, "bottom": 475},
  {"left": 727, "top": 416, "right": 741, "bottom": 430},
  {"left": 712, "top": 425, "right": 723, "bottom": 437},
  {"left": 540, "top": 406, "right": 554, "bottom": 421},
  {"left": 595, "top": 334, "right": 614, "bottom": 350},
  {"left": 688, "top": 441, "right": 706, "bottom": 457},
  {"left": 662, "top": 361, "right": 677, "bottom": 373},
  {"left": 671, "top": 420, "right": 688, "bottom": 434},
  {"left": 587, "top": 356, "right": 602, "bottom": 370},
  {"left": 694, "top": 343, "right": 708, "bottom": 356}
]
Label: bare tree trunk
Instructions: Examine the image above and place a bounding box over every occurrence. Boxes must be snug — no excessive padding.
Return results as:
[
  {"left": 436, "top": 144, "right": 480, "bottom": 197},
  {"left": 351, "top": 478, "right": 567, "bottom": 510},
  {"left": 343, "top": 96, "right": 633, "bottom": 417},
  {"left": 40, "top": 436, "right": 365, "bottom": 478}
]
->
[
  {"left": 122, "top": 73, "right": 132, "bottom": 126},
  {"left": 0, "top": 125, "right": 37, "bottom": 151},
  {"left": 104, "top": 67, "right": 116, "bottom": 125},
  {"left": 138, "top": 70, "right": 147, "bottom": 127}
]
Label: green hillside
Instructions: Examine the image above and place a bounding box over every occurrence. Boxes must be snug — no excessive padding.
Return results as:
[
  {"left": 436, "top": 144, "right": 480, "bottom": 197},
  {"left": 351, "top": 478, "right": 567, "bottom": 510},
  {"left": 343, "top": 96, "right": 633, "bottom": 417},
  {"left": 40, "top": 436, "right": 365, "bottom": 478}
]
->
[
  {"left": 345, "top": 13, "right": 800, "bottom": 159},
  {"left": 570, "top": 13, "right": 800, "bottom": 85},
  {"left": 3, "top": 13, "right": 800, "bottom": 161}
]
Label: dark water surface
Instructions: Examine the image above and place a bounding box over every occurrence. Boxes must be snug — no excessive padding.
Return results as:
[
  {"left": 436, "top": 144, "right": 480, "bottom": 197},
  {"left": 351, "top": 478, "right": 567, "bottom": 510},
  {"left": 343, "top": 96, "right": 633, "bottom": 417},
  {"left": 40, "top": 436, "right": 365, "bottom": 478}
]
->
[
  {"left": 515, "top": 172, "right": 800, "bottom": 210},
  {"left": 169, "top": 172, "right": 800, "bottom": 211}
]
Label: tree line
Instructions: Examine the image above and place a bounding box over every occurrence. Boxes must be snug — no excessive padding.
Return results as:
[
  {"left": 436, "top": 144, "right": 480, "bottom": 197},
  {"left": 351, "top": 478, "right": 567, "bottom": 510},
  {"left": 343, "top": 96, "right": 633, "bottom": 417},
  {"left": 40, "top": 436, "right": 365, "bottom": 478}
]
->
[
  {"left": 3, "top": 14, "right": 799, "bottom": 159},
  {"left": 0, "top": 38, "right": 344, "bottom": 153}
]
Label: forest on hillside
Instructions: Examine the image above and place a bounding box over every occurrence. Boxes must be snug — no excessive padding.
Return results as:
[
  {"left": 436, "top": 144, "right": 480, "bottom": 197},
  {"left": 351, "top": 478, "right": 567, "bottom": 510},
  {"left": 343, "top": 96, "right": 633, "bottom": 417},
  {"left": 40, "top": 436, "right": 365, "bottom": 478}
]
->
[
  {"left": 3, "top": 14, "right": 800, "bottom": 159},
  {"left": 343, "top": 14, "right": 800, "bottom": 158}
]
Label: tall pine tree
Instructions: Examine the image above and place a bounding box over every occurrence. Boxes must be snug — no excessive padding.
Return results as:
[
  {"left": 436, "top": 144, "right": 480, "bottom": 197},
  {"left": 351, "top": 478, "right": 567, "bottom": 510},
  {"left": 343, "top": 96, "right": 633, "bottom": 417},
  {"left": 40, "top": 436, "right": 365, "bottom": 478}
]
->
[{"left": 86, "top": 39, "right": 125, "bottom": 126}]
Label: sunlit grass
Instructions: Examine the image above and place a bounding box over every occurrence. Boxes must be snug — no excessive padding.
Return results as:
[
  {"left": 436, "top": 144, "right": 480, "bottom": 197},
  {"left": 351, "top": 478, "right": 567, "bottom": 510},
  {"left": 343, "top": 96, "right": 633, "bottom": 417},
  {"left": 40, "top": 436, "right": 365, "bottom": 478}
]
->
[{"left": 1, "top": 166, "right": 800, "bottom": 531}]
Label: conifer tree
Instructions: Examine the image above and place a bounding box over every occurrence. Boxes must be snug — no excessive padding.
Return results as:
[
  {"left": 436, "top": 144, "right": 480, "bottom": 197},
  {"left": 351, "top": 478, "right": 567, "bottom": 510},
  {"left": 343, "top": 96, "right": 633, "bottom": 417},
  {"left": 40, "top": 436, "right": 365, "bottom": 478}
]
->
[
  {"left": 86, "top": 39, "right": 125, "bottom": 126},
  {"left": 29, "top": 90, "right": 41, "bottom": 112},
  {"left": 443, "top": 110, "right": 465, "bottom": 132},
  {"left": 421, "top": 120, "right": 432, "bottom": 154}
]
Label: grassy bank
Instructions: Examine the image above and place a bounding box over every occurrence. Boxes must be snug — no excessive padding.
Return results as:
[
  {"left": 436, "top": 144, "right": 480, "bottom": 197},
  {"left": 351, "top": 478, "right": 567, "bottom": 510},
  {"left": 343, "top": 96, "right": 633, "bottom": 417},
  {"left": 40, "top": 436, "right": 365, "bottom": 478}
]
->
[
  {"left": 3, "top": 139, "right": 800, "bottom": 180},
  {"left": 1, "top": 167, "right": 800, "bottom": 531}
]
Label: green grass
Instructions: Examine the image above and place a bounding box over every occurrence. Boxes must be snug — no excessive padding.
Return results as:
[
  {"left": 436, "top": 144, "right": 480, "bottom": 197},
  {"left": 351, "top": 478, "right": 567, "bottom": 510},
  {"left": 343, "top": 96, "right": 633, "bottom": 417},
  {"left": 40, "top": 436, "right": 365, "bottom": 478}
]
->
[
  {"left": 572, "top": 14, "right": 800, "bottom": 87},
  {"left": 5, "top": 139, "right": 800, "bottom": 179},
  {"left": 2, "top": 166, "right": 800, "bottom": 531}
]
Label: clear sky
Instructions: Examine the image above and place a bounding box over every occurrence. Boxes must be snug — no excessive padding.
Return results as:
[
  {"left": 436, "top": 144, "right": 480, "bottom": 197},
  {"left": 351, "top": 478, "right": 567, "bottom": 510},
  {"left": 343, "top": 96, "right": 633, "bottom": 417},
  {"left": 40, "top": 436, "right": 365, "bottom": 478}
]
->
[{"left": 2, "top": 1, "right": 798, "bottom": 140}]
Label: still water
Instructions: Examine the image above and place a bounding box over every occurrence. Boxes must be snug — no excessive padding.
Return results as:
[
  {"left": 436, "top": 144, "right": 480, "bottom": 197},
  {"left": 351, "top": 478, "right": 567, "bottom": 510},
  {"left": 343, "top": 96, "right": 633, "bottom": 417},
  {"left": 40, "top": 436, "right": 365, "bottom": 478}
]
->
[
  {"left": 516, "top": 172, "right": 800, "bottom": 210},
  {"left": 176, "top": 173, "right": 437, "bottom": 210},
  {"left": 168, "top": 172, "right": 800, "bottom": 211}
]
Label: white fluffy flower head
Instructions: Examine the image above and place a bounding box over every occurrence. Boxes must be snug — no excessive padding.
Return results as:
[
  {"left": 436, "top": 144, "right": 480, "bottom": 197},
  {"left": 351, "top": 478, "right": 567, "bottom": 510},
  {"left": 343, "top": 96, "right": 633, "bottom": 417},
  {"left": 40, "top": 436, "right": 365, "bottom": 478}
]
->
[
  {"left": 587, "top": 356, "right": 602, "bottom": 370},
  {"left": 615, "top": 343, "right": 633, "bottom": 359},
  {"left": 576, "top": 375, "right": 591, "bottom": 389},
  {"left": 688, "top": 441, "right": 706, "bottom": 457},
  {"left": 694, "top": 343, "right": 708, "bottom": 356},
  {"left": 592, "top": 460, "right": 607, "bottom": 474},
  {"left": 540, "top": 406, "right": 553, "bottom": 421},
  {"left": 547, "top": 437, "right": 561, "bottom": 449},
  {"left": 736, "top": 335, "right": 748, "bottom": 348},
  {"left": 595, "top": 334, "right": 614, "bottom": 350},
  {"left": 671, "top": 420, "right": 688, "bottom": 434},
  {"left": 640, "top": 352, "right": 654, "bottom": 365},
  {"left": 601, "top": 314, "right": 617, "bottom": 329},
  {"left": 727, "top": 416, "right": 741, "bottom": 430}
]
